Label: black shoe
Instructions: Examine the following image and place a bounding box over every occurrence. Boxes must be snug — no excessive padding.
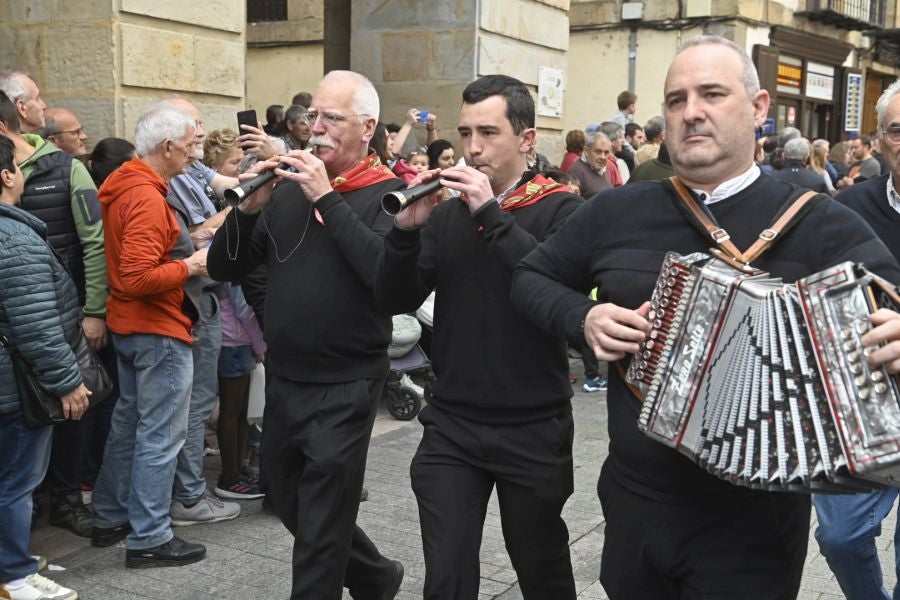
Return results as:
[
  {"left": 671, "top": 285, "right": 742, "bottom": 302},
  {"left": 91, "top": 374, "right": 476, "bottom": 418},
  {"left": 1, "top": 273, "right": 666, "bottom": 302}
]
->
[
  {"left": 382, "top": 560, "right": 403, "bottom": 599},
  {"left": 125, "top": 536, "right": 206, "bottom": 569},
  {"left": 49, "top": 494, "right": 93, "bottom": 538},
  {"left": 360, "top": 487, "right": 369, "bottom": 502},
  {"left": 91, "top": 522, "right": 132, "bottom": 547}
]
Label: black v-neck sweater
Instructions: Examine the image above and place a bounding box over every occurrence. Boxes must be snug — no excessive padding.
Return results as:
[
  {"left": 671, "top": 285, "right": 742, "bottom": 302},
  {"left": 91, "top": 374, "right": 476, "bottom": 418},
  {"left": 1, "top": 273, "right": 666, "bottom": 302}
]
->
[
  {"left": 513, "top": 173, "right": 900, "bottom": 499},
  {"left": 375, "top": 189, "right": 583, "bottom": 424},
  {"left": 838, "top": 175, "right": 900, "bottom": 261}
]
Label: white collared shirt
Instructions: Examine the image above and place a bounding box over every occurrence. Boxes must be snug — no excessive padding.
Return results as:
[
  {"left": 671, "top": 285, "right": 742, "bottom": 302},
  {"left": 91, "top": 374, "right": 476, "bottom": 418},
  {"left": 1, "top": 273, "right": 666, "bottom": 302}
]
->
[
  {"left": 689, "top": 164, "right": 761, "bottom": 206},
  {"left": 888, "top": 174, "right": 900, "bottom": 215}
]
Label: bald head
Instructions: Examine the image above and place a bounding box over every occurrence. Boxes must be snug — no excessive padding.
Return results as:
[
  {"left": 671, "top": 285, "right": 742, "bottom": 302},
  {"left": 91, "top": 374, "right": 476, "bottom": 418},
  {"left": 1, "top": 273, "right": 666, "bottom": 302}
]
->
[
  {"left": 163, "top": 98, "right": 204, "bottom": 160},
  {"left": 43, "top": 107, "right": 87, "bottom": 155}
]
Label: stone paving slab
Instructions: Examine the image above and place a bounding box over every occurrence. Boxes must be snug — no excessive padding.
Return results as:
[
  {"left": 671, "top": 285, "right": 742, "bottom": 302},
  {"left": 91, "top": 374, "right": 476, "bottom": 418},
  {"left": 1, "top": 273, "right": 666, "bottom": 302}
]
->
[{"left": 30, "top": 362, "right": 897, "bottom": 599}]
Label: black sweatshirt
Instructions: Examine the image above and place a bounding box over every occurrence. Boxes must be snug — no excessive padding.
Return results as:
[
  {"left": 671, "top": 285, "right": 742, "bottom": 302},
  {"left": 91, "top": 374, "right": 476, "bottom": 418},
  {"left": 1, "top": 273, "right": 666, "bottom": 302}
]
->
[
  {"left": 512, "top": 173, "right": 900, "bottom": 500},
  {"left": 208, "top": 177, "right": 404, "bottom": 383},
  {"left": 838, "top": 175, "right": 900, "bottom": 261},
  {"left": 375, "top": 185, "right": 583, "bottom": 424}
]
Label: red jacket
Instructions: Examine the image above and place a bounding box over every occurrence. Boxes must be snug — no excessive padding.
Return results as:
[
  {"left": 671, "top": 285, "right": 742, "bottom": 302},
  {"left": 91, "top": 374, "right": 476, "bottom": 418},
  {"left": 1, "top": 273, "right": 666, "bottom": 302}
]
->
[{"left": 99, "top": 157, "right": 191, "bottom": 344}]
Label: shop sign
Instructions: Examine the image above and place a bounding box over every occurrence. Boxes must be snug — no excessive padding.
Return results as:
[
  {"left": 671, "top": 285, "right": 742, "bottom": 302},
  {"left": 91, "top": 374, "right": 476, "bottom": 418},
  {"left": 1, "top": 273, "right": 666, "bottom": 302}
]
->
[
  {"left": 806, "top": 61, "right": 835, "bottom": 101},
  {"left": 844, "top": 73, "right": 863, "bottom": 132}
]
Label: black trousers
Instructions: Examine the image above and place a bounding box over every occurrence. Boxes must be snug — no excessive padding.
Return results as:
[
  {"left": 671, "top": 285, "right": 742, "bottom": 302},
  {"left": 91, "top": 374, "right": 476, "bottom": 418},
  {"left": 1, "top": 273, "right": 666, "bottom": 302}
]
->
[
  {"left": 597, "top": 463, "right": 810, "bottom": 600},
  {"left": 262, "top": 374, "right": 395, "bottom": 600},
  {"left": 411, "top": 404, "right": 577, "bottom": 600}
]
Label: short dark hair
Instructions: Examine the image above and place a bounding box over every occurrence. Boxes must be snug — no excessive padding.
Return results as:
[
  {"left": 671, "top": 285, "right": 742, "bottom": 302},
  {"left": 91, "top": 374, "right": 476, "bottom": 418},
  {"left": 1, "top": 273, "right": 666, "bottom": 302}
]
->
[
  {"left": 543, "top": 169, "right": 575, "bottom": 187},
  {"left": 291, "top": 91, "right": 312, "bottom": 108},
  {"left": 265, "top": 104, "right": 284, "bottom": 125},
  {"left": 284, "top": 104, "right": 307, "bottom": 125},
  {"left": 369, "top": 122, "right": 390, "bottom": 164},
  {"left": 462, "top": 74, "right": 534, "bottom": 134},
  {"left": 426, "top": 138, "right": 453, "bottom": 169},
  {"left": 385, "top": 122, "right": 401, "bottom": 134},
  {"left": 624, "top": 123, "right": 642, "bottom": 138},
  {"left": 0, "top": 134, "right": 15, "bottom": 175},
  {"left": 858, "top": 134, "right": 871, "bottom": 148},
  {"left": 617, "top": 90, "right": 637, "bottom": 111},
  {"left": 85, "top": 137, "right": 135, "bottom": 187},
  {"left": 0, "top": 91, "right": 20, "bottom": 134}
]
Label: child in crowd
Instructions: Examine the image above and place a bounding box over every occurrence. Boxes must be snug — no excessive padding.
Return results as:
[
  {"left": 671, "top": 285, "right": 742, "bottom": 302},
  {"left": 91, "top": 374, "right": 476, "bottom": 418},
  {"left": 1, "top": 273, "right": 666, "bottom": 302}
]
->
[{"left": 391, "top": 148, "right": 428, "bottom": 183}]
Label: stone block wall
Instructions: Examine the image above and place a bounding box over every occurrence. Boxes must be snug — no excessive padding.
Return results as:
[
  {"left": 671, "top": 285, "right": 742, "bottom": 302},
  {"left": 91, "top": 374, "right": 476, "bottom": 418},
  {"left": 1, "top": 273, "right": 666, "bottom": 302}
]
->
[{"left": 0, "top": 0, "right": 245, "bottom": 150}]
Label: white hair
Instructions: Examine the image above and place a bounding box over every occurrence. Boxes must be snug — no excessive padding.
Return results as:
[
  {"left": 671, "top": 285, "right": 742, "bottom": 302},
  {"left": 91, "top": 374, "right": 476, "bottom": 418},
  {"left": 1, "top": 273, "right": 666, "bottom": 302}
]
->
[
  {"left": 585, "top": 131, "right": 611, "bottom": 147},
  {"left": 783, "top": 138, "right": 810, "bottom": 160},
  {"left": 876, "top": 80, "right": 900, "bottom": 131},
  {"left": 134, "top": 102, "right": 195, "bottom": 157},
  {"left": 321, "top": 70, "right": 380, "bottom": 122},
  {"left": 0, "top": 71, "right": 31, "bottom": 103},
  {"left": 675, "top": 35, "right": 761, "bottom": 100}
]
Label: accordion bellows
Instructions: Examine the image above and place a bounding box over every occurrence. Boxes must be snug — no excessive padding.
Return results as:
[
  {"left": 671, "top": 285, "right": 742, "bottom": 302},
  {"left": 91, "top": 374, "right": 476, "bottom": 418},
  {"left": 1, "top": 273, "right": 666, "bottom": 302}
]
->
[{"left": 628, "top": 252, "right": 900, "bottom": 493}]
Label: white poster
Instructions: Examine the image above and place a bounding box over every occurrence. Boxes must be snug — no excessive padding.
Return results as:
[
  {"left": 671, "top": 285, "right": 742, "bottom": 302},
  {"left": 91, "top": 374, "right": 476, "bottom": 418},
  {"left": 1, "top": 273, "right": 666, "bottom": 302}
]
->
[
  {"left": 538, "top": 66, "right": 564, "bottom": 118},
  {"left": 806, "top": 61, "right": 835, "bottom": 101}
]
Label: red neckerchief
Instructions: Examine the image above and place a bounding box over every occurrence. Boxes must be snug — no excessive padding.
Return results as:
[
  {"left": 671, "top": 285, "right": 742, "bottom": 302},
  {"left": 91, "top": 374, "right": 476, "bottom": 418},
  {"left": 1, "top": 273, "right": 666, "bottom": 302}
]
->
[
  {"left": 497, "top": 173, "right": 570, "bottom": 211},
  {"left": 313, "top": 153, "right": 397, "bottom": 225},
  {"left": 331, "top": 153, "right": 397, "bottom": 192}
]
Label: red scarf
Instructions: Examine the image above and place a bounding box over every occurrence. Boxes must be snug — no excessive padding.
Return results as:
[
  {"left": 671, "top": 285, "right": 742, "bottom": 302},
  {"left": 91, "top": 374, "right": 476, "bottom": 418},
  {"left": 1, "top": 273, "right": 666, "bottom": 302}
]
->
[
  {"left": 331, "top": 153, "right": 397, "bottom": 192},
  {"left": 497, "top": 174, "right": 570, "bottom": 212}
]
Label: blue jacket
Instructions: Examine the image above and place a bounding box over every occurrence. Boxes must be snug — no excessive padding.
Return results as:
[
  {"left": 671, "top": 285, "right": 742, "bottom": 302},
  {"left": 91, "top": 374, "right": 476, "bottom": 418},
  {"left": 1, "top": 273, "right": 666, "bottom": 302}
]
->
[{"left": 0, "top": 201, "right": 83, "bottom": 415}]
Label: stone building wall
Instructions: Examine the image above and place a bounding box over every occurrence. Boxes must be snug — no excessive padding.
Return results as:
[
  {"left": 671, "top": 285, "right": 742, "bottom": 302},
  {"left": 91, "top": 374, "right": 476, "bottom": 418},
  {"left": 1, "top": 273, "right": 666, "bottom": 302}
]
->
[{"left": 0, "top": 0, "right": 245, "bottom": 150}]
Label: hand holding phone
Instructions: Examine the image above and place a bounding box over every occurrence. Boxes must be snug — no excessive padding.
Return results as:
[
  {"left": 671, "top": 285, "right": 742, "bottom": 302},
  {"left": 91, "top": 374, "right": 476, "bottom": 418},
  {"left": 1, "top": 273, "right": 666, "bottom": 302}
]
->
[
  {"left": 237, "top": 109, "right": 258, "bottom": 132},
  {"left": 417, "top": 110, "right": 430, "bottom": 123}
]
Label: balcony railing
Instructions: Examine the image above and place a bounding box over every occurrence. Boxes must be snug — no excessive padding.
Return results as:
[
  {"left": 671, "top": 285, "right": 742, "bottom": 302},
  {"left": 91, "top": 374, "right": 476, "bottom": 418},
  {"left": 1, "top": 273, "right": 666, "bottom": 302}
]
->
[
  {"left": 247, "top": 0, "right": 287, "bottom": 22},
  {"left": 797, "top": 0, "right": 886, "bottom": 30}
]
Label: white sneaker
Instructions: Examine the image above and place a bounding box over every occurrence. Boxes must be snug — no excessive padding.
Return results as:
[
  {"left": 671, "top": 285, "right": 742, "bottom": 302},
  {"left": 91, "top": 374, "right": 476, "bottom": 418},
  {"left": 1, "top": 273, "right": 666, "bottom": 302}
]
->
[
  {"left": 2, "top": 573, "right": 78, "bottom": 599},
  {"left": 170, "top": 493, "right": 240, "bottom": 526},
  {"left": 399, "top": 374, "right": 424, "bottom": 397}
]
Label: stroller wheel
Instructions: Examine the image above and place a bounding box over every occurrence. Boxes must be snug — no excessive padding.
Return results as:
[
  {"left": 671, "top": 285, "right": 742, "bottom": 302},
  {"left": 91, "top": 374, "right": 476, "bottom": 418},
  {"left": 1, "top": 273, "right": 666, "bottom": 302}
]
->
[{"left": 388, "top": 385, "right": 421, "bottom": 421}]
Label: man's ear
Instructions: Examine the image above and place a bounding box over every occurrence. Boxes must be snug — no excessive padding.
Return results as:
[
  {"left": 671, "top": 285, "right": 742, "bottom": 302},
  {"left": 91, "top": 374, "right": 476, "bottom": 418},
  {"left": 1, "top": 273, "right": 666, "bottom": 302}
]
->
[{"left": 519, "top": 127, "right": 536, "bottom": 155}]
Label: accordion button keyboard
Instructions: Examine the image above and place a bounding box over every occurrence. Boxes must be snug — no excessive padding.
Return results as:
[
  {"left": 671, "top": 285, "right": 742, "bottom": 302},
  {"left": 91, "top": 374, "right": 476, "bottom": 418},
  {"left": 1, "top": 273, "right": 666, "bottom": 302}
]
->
[
  {"left": 850, "top": 363, "right": 864, "bottom": 375},
  {"left": 855, "top": 375, "right": 868, "bottom": 387},
  {"left": 871, "top": 371, "right": 885, "bottom": 383},
  {"left": 876, "top": 383, "right": 889, "bottom": 395},
  {"left": 843, "top": 340, "right": 858, "bottom": 352},
  {"left": 841, "top": 328, "right": 853, "bottom": 339}
]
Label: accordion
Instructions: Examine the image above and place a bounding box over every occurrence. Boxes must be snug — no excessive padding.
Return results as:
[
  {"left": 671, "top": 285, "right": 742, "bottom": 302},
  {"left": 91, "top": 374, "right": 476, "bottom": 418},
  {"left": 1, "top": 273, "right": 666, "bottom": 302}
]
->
[{"left": 627, "top": 251, "right": 900, "bottom": 492}]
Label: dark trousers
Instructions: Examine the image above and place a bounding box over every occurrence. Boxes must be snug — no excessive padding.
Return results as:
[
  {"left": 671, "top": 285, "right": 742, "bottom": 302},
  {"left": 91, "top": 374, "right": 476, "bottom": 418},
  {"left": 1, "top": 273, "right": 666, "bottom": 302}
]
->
[
  {"left": 411, "top": 404, "right": 576, "bottom": 600},
  {"left": 597, "top": 463, "right": 810, "bottom": 600},
  {"left": 581, "top": 342, "right": 599, "bottom": 379},
  {"left": 262, "top": 374, "right": 395, "bottom": 600},
  {"left": 82, "top": 341, "right": 119, "bottom": 486}
]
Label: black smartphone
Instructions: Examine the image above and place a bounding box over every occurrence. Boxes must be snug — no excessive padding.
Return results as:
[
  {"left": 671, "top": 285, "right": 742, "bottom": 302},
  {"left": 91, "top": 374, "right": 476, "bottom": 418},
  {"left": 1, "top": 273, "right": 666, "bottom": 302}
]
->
[{"left": 237, "top": 109, "right": 258, "bottom": 132}]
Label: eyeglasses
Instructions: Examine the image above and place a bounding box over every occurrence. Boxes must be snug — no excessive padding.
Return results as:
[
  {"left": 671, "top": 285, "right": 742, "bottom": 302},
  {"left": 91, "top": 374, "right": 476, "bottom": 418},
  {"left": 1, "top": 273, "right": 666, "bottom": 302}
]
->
[
  {"left": 47, "top": 128, "right": 85, "bottom": 137},
  {"left": 301, "top": 111, "right": 368, "bottom": 127},
  {"left": 882, "top": 127, "right": 900, "bottom": 145}
]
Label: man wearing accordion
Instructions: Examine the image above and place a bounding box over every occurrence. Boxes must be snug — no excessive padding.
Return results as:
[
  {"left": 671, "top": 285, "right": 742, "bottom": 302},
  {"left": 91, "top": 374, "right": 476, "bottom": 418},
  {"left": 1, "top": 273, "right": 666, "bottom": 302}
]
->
[{"left": 512, "top": 35, "right": 900, "bottom": 599}]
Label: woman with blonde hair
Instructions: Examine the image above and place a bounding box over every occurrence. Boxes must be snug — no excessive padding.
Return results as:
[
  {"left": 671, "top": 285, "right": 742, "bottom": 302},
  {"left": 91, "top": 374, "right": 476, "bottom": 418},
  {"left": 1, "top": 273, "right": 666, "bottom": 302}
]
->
[
  {"left": 203, "top": 128, "right": 243, "bottom": 177},
  {"left": 809, "top": 142, "right": 836, "bottom": 194}
]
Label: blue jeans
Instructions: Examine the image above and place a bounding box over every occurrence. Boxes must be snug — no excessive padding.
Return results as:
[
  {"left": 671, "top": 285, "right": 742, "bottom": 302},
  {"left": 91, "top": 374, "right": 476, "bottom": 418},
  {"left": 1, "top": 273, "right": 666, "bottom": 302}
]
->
[
  {"left": 0, "top": 412, "right": 52, "bottom": 582},
  {"left": 173, "top": 292, "right": 221, "bottom": 504},
  {"left": 92, "top": 333, "right": 192, "bottom": 550},
  {"left": 814, "top": 491, "right": 900, "bottom": 600}
]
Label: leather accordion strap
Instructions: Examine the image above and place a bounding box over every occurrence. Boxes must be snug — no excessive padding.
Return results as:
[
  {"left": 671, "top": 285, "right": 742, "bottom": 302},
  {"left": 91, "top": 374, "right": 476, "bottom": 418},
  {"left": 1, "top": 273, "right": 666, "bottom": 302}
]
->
[{"left": 667, "top": 176, "right": 818, "bottom": 266}]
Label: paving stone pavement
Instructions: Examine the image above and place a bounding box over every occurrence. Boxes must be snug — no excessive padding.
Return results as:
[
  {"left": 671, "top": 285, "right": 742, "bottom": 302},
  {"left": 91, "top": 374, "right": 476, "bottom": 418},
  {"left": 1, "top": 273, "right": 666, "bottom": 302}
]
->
[{"left": 30, "top": 361, "right": 897, "bottom": 599}]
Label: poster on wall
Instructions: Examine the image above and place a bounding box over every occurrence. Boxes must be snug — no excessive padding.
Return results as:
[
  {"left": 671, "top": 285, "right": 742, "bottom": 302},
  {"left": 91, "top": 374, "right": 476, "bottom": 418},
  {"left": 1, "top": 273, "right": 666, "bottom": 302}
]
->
[
  {"left": 538, "top": 66, "right": 564, "bottom": 118},
  {"left": 845, "top": 73, "right": 863, "bottom": 133}
]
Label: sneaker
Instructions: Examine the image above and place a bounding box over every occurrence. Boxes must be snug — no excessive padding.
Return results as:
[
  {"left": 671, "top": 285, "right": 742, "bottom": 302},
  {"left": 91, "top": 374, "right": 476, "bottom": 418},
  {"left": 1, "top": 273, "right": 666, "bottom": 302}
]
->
[
  {"left": 49, "top": 495, "right": 93, "bottom": 538},
  {"left": 91, "top": 522, "right": 131, "bottom": 548},
  {"left": 170, "top": 493, "right": 240, "bottom": 526},
  {"left": 582, "top": 376, "right": 607, "bottom": 393},
  {"left": 214, "top": 475, "right": 264, "bottom": 500},
  {"left": 2, "top": 572, "right": 77, "bottom": 599},
  {"left": 125, "top": 536, "right": 206, "bottom": 569},
  {"left": 399, "top": 374, "right": 424, "bottom": 397},
  {"left": 30, "top": 556, "right": 47, "bottom": 572}
]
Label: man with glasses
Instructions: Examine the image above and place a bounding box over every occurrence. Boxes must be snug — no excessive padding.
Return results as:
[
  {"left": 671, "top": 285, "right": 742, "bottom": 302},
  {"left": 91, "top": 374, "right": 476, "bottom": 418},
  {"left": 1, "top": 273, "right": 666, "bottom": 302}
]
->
[
  {"left": 41, "top": 107, "right": 88, "bottom": 157},
  {"left": 208, "top": 70, "right": 405, "bottom": 599},
  {"left": 814, "top": 80, "right": 900, "bottom": 600},
  {"left": 0, "top": 74, "right": 109, "bottom": 539}
]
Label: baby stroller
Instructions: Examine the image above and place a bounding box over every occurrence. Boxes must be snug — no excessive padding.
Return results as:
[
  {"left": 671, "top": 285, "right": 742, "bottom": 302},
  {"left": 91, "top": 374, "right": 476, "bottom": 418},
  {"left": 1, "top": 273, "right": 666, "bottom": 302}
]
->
[{"left": 384, "top": 314, "right": 434, "bottom": 420}]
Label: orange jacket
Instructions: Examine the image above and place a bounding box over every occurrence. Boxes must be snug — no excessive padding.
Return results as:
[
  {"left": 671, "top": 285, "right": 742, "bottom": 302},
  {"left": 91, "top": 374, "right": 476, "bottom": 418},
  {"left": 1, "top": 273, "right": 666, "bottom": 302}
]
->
[{"left": 99, "top": 157, "right": 191, "bottom": 344}]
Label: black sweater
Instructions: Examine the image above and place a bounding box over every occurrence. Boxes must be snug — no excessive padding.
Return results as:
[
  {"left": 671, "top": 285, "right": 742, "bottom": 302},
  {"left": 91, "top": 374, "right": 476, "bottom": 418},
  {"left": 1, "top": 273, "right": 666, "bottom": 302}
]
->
[
  {"left": 375, "top": 187, "right": 583, "bottom": 424},
  {"left": 838, "top": 175, "right": 900, "bottom": 261},
  {"left": 208, "top": 177, "right": 404, "bottom": 383},
  {"left": 512, "top": 173, "right": 900, "bottom": 499}
]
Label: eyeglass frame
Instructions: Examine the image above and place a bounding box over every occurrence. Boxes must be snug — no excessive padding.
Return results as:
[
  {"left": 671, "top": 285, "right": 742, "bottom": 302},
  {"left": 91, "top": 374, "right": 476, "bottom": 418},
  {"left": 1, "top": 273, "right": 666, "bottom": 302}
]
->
[
  {"left": 882, "top": 126, "right": 900, "bottom": 146},
  {"left": 301, "top": 111, "right": 370, "bottom": 127}
]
